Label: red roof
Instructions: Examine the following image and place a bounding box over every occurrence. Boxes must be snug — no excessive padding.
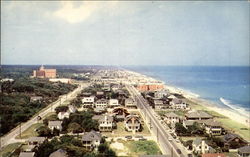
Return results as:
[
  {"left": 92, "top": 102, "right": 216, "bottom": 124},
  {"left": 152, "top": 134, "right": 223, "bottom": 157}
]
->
[{"left": 202, "top": 153, "right": 225, "bottom": 157}]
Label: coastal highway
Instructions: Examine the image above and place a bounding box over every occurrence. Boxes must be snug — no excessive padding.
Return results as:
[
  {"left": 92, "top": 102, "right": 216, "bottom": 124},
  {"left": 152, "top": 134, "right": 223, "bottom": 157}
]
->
[
  {"left": 126, "top": 85, "right": 190, "bottom": 157},
  {"left": 0, "top": 82, "right": 88, "bottom": 149}
]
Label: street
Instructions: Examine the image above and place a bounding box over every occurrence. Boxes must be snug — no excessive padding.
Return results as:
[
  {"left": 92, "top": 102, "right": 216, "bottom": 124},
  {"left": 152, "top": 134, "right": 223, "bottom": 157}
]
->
[
  {"left": 126, "top": 85, "right": 190, "bottom": 157},
  {"left": 0, "top": 82, "right": 88, "bottom": 149}
]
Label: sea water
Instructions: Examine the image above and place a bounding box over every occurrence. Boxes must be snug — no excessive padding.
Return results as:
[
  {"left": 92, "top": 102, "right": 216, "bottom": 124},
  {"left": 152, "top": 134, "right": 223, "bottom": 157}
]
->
[{"left": 123, "top": 66, "right": 250, "bottom": 116}]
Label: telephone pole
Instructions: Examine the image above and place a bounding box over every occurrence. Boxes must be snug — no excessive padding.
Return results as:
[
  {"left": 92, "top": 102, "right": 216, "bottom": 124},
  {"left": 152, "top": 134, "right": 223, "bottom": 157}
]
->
[{"left": 19, "top": 123, "right": 22, "bottom": 138}]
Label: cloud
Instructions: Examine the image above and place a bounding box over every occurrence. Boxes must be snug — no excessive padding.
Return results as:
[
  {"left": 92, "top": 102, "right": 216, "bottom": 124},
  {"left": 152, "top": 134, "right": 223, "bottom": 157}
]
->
[{"left": 53, "top": 1, "right": 117, "bottom": 24}]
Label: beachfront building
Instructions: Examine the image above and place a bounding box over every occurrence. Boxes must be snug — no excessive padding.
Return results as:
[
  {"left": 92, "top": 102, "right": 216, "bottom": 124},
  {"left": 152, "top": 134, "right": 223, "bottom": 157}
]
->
[
  {"left": 238, "top": 145, "right": 250, "bottom": 157},
  {"left": 185, "top": 111, "right": 213, "bottom": 120},
  {"left": 222, "top": 133, "right": 248, "bottom": 149},
  {"left": 32, "top": 65, "right": 56, "bottom": 78},
  {"left": 154, "top": 89, "right": 169, "bottom": 99},
  {"left": 82, "top": 96, "right": 95, "bottom": 108},
  {"left": 203, "top": 119, "right": 223, "bottom": 136},
  {"left": 125, "top": 98, "right": 137, "bottom": 108},
  {"left": 153, "top": 99, "right": 168, "bottom": 110},
  {"left": 82, "top": 130, "right": 102, "bottom": 149},
  {"left": 48, "top": 121, "right": 62, "bottom": 131},
  {"left": 92, "top": 114, "right": 115, "bottom": 132},
  {"left": 170, "top": 98, "right": 187, "bottom": 109},
  {"left": 109, "top": 99, "right": 119, "bottom": 108},
  {"left": 95, "top": 98, "right": 108, "bottom": 110},
  {"left": 192, "top": 139, "right": 215, "bottom": 154},
  {"left": 124, "top": 114, "right": 141, "bottom": 132},
  {"left": 164, "top": 112, "right": 181, "bottom": 124},
  {"left": 136, "top": 83, "right": 164, "bottom": 92}
]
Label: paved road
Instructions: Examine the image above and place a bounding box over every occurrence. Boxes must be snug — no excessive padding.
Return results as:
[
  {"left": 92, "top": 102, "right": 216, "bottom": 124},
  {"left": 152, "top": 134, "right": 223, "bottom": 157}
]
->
[
  {"left": 0, "top": 82, "right": 88, "bottom": 149},
  {"left": 126, "top": 85, "right": 190, "bottom": 157}
]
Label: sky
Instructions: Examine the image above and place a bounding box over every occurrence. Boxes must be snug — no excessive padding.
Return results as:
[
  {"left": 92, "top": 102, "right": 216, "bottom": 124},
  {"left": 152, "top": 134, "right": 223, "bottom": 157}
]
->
[{"left": 1, "top": 1, "right": 249, "bottom": 66}]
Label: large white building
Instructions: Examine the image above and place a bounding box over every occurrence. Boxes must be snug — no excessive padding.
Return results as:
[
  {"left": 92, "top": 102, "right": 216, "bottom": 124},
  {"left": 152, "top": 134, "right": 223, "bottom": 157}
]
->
[
  {"left": 82, "top": 96, "right": 95, "bottom": 108},
  {"left": 109, "top": 99, "right": 119, "bottom": 107}
]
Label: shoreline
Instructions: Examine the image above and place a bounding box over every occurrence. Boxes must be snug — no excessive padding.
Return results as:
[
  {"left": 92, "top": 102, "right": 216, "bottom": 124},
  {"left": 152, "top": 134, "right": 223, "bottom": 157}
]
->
[{"left": 125, "top": 69, "right": 250, "bottom": 128}]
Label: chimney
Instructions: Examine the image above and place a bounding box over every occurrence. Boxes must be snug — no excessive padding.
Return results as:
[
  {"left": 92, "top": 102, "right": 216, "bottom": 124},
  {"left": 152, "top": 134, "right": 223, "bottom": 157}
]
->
[{"left": 201, "top": 140, "right": 205, "bottom": 154}]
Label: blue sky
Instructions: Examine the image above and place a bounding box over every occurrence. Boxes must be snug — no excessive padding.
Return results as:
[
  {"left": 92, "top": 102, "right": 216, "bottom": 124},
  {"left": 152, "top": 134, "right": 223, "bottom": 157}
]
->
[{"left": 1, "top": 1, "right": 249, "bottom": 66}]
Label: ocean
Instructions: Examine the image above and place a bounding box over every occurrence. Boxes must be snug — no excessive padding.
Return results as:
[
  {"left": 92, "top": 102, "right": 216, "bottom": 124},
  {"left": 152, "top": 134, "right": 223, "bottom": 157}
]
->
[{"left": 123, "top": 66, "right": 250, "bottom": 116}]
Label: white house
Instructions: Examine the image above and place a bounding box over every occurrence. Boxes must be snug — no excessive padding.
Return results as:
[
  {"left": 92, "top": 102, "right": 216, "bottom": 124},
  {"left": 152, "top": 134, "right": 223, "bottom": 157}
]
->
[
  {"left": 58, "top": 112, "right": 70, "bottom": 120},
  {"left": 82, "top": 131, "right": 102, "bottom": 149},
  {"left": 164, "top": 112, "right": 181, "bottom": 124},
  {"left": 154, "top": 89, "right": 169, "bottom": 99},
  {"left": 82, "top": 96, "right": 95, "bottom": 108},
  {"left": 95, "top": 98, "right": 108, "bottom": 110},
  {"left": 170, "top": 98, "right": 187, "bottom": 109},
  {"left": 192, "top": 139, "right": 214, "bottom": 154},
  {"left": 92, "top": 115, "right": 115, "bottom": 132},
  {"left": 48, "top": 121, "right": 63, "bottom": 131},
  {"left": 125, "top": 98, "right": 136, "bottom": 108},
  {"left": 203, "top": 119, "right": 222, "bottom": 136},
  {"left": 109, "top": 99, "right": 119, "bottom": 107}
]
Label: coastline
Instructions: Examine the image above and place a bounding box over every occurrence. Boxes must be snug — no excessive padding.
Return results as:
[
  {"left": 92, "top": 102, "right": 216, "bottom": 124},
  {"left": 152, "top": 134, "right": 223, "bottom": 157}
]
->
[{"left": 125, "top": 69, "right": 250, "bottom": 130}]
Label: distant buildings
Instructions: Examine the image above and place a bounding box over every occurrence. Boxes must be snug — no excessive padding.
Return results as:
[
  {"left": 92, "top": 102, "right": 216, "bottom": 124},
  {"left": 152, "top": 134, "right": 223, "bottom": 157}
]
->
[
  {"left": 49, "top": 78, "right": 71, "bottom": 84},
  {"left": 32, "top": 65, "right": 56, "bottom": 78},
  {"left": 136, "top": 84, "right": 164, "bottom": 92}
]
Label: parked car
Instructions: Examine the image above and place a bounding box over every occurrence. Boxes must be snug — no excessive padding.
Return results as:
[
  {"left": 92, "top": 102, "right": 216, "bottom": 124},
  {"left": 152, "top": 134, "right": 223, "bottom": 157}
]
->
[
  {"left": 139, "top": 138, "right": 147, "bottom": 141},
  {"left": 168, "top": 137, "right": 173, "bottom": 141},
  {"left": 176, "top": 149, "right": 182, "bottom": 154}
]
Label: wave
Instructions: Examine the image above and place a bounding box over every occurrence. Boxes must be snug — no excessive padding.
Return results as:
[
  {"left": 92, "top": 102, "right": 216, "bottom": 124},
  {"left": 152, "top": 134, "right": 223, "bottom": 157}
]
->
[{"left": 220, "top": 97, "right": 249, "bottom": 118}]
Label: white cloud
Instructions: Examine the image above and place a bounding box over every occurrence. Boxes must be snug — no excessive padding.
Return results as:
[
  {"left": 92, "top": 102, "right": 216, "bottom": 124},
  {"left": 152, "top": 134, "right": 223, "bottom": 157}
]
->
[{"left": 53, "top": 1, "right": 117, "bottom": 24}]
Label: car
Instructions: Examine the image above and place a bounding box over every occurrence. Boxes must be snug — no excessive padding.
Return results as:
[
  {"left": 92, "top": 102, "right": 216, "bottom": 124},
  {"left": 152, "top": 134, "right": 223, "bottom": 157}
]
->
[
  {"left": 176, "top": 149, "right": 182, "bottom": 154},
  {"left": 125, "top": 136, "right": 132, "bottom": 139},
  {"left": 139, "top": 138, "right": 147, "bottom": 141},
  {"left": 135, "top": 135, "right": 143, "bottom": 138},
  {"left": 168, "top": 137, "right": 173, "bottom": 141},
  {"left": 175, "top": 139, "right": 180, "bottom": 143}
]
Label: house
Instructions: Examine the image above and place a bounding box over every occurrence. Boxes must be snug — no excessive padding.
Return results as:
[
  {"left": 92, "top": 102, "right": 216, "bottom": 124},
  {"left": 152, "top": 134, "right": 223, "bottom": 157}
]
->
[
  {"left": 186, "top": 111, "right": 213, "bottom": 120},
  {"left": 27, "top": 137, "right": 46, "bottom": 145},
  {"left": 68, "top": 105, "right": 76, "bottom": 113},
  {"left": 58, "top": 112, "right": 70, "bottom": 120},
  {"left": 201, "top": 153, "right": 225, "bottom": 157},
  {"left": 82, "top": 96, "right": 95, "bottom": 108},
  {"left": 95, "top": 98, "right": 108, "bottom": 110},
  {"left": 96, "top": 91, "right": 104, "bottom": 99},
  {"left": 125, "top": 98, "right": 137, "bottom": 108},
  {"left": 49, "top": 149, "right": 68, "bottom": 157},
  {"left": 124, "top": 114, "right": 141, "bottom": 132},
  {"left": 154, "top": 89, "right": 169, "bottom": 99},
  {"left": 82, "top": 130, "right": 102, "bottom": 149},
  {"left": 203, "top": 119, "right": 222, "bottom": 136},
  {"left": 153, "top": 99, "right": 168, "bottom": 110},
  {"left": 48, "top": 120, "right": 62, "bottom": 131},
  {"left": 183, "top": 120, "right": 196, "bottom": 128},
  {"left": 109, "top": 99, "right": 119, "bottom": 107},
  {"left": 238, "top": 145, "right": 250, "bottom": 157},
  {"left": 170, "top": 98, "right": 187, "bottom": 109},
  {"left": 30, "top": 96, "right": 43, "bottom": 102},
  {"left": 112, "top": 107, "right": 130, "bottom": 121},
  {"left": 192, "top": 138, "right": 215, "bottom": 154},
  {"left": 19, "top": 152, "right": 35, "bottom": 157},
  {"left": 222, "top": 133, "right": 248, "bottom": 149},
  {"left": 164, "top": 112, "right": 181, "bottom": 124},
  {"left": 92, "top": 115, "right": 115, "bottom": 132}
]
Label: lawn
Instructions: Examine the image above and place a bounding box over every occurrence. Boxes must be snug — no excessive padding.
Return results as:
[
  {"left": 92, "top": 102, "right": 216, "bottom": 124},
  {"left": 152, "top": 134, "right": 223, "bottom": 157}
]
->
[
  {"left": 102, "top": 122, "right": 151, "bottom": 137},
  {"left": 217, "top": 118, "right": 250, "bottom": 141},
  {"left": 156, "top": 110, "right": 187, "bottom": 117},
  {"left": 15, "top": 123, "right": 44, "bottom": 139},
  {"left": 112, "top": 140, "right": 161, "bottom": 157},
  {"left": 0, "top": 143, "right": 22, "bottom": 157}
]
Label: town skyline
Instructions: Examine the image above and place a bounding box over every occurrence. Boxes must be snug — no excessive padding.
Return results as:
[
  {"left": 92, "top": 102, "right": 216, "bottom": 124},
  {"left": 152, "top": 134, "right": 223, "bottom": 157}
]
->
[{"left": 1, "top": 1, "right": 249, "bottom": 66}]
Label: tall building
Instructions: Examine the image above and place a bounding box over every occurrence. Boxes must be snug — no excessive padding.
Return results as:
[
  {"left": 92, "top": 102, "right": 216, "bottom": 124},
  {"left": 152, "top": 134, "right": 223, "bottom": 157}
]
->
[{"left": 32, "top": 65, "right": 56, "bottom": 78}]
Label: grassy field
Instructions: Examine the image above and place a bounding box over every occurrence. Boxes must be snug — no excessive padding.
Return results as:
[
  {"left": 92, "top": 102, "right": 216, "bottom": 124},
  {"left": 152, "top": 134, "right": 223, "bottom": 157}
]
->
[
  {"left": 16, "top": 123, "right": 44, "bottom": 139},
  {"left": 156, "top": 109, "right": 187, "bottom": 117},
  {"left": 0, "top": 143, "right": 22, "bottom": 157},
  {"left": 102, "top": 122, "right": 151, "bottom": 137},
  {"left": 112, "top": 140, "right": 161, "bottom": 157}
]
